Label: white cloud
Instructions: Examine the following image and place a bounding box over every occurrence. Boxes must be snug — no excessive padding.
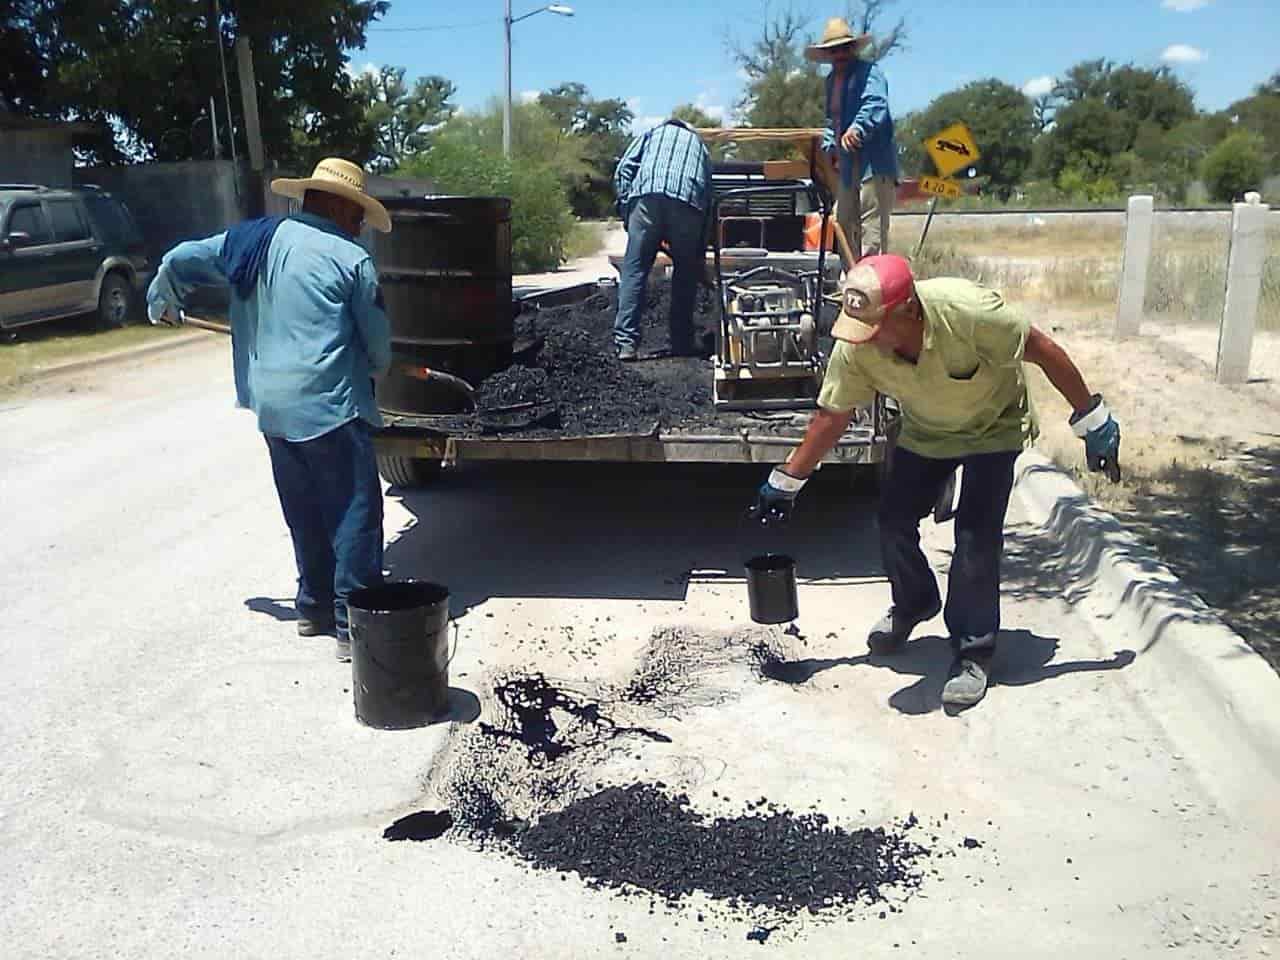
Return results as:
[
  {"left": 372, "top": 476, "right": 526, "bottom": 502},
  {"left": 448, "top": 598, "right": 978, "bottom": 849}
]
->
[
  {"left": 519, "top": 90, "right": 539, "bottom": 104},
  {"left": 1161, "top": 0, "right": 1210, "bottom": 11},
  {"left": 1021, "top": 75, "right": 1055, "bottom": 98},
  {"left": 694, "top": 90, "right": 727, "bottom": 123},
  {"left": 632, "top": 115, "right": 666, "bottom": 133},
  {"left": 1161, "top": 43, "right": 1207, "bottom": 64}
]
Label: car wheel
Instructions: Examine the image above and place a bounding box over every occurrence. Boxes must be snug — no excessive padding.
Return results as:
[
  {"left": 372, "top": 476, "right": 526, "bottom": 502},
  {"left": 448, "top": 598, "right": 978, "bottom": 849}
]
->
[{"left": 97, "top": 272, "right": 133, "bottom": 329}]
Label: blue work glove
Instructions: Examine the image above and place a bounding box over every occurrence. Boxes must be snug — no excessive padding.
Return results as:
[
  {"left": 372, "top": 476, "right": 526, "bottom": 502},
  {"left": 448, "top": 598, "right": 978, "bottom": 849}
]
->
[
  {"left": 748, "top": 467, "right": 808, "bottom": 526},
  {"left": 1070, "top": 394, "right": 1121, "bottom": 483}
]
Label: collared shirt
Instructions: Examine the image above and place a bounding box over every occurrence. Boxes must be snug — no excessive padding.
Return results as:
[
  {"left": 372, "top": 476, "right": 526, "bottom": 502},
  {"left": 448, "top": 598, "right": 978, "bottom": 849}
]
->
[
  {"left": 147, "top": 212, "right": 391, "bottom": 441},
  {"left": 818, "top": 278, "right": 1038, "bottom": 459},
  {"left": 613, "top": 119, "right": 713, "bottom": 219},
  {"left": 821, "top": 59, "right": 899, "bottom": 188}
]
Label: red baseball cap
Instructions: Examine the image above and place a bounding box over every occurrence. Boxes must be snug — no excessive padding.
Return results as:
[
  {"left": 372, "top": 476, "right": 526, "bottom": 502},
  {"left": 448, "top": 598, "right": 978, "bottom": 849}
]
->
[{"left": 832, "top": 254, "right": 916, "bottom": 344}]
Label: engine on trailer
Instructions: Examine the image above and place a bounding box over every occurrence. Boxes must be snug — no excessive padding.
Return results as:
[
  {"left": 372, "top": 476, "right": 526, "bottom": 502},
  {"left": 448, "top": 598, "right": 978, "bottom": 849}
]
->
[{"left": 714, "top": 267, "right": 823, "bottom": 410}]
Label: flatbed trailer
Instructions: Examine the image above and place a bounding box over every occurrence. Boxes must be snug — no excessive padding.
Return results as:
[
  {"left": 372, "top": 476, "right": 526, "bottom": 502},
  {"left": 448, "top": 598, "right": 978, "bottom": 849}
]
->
[{"left": 370, "top": 281, "right": 897, "bottom": 488}]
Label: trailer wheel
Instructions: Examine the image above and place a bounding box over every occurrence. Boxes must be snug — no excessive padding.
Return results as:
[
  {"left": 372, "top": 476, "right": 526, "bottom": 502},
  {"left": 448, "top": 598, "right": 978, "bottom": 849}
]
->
[{"left": 377, "top": 455, "right": 442, "bottom": 489}]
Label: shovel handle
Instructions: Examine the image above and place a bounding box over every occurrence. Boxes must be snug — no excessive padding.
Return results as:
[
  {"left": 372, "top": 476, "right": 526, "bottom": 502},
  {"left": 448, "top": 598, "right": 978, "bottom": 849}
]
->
[{"left": 181, "top": 313, "right": 231, "bottom": 335}]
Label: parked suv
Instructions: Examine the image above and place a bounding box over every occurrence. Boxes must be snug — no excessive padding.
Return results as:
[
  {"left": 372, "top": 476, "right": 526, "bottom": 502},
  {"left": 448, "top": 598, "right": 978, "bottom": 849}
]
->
[{"left": 0, "top": 184, "right": 151, "bottom": 332}]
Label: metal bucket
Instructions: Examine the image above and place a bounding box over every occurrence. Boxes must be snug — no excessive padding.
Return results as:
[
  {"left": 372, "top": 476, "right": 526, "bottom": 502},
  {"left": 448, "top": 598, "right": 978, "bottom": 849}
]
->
[
  {"left": 348, "top": 581, "right": 452, "bottom": 729},
  {"left": 745, "top": 554, "right": 799, "bottom": 624}
]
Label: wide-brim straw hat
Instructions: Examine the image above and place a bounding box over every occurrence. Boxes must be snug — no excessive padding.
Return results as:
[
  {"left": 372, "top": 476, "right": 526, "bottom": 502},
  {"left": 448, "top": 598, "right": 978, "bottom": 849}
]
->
[
  {"left": 270, "top": 158, "right": 392, "bottom": 233},
  {"left": 804, "top": 17, "right": 872, "bottom": 62}
]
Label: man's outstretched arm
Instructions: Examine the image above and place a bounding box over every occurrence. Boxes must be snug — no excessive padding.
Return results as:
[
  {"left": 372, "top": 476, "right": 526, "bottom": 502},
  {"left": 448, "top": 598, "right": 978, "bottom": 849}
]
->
[{"left": 1024, "top": 325, "right": 1122, "bottom": 482}]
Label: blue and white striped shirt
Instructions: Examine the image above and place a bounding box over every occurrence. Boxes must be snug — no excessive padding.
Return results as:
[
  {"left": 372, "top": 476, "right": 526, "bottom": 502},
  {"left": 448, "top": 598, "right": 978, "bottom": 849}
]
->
[{"left": 613, "top": 119, "right": 712, "bottom": 218}]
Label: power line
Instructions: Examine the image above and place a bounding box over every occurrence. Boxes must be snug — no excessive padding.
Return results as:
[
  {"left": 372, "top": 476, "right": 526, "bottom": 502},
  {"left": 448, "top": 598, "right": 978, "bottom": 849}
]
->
[{"left": 367, "top": 18, "right": 493, "bottom": 33}]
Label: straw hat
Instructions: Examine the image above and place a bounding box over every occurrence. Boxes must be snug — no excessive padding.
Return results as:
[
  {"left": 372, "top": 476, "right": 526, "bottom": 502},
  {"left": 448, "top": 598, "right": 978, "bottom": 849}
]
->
[
  {"left": 805, "top": 17, "right": 871, "bottom": 62},
  {"left": 831, "top": 255, "right": 916, "bottom": 344},
  {"left": 270, "top": 158, "right": 392, "bottom": 233}
]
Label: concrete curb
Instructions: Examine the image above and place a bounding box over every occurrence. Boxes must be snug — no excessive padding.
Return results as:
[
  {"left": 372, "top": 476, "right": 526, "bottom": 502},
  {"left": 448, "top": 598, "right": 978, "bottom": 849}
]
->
[
  {"left": 1013, "top": 449, "right": 1280, "bottom": 822},
  {"left": 25, "top": 330, "right": 212, "bottom": 383}
]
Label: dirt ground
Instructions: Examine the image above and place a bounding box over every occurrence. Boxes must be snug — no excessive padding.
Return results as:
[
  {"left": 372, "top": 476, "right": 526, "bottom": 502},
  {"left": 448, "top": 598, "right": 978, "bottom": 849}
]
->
[{"left": 1024, "top": 306, "right": 1280, "bottom": 676}]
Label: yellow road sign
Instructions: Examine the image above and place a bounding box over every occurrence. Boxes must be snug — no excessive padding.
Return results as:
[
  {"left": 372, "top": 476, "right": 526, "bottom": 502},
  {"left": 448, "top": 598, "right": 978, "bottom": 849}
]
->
[
  {"left": 918, "top": 175, "right": 963, "bottom": 200},
  {"left": 925, "top": 122, "right": 980, "bottom": 178}
]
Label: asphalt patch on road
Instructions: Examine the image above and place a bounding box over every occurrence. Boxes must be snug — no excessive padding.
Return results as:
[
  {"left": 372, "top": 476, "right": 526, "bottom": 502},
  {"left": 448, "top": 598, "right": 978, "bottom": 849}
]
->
[
  {"left": 383, "top": 809, "right": 454, "bottom": 842},
  {"left": 416, "top": 626, "right": 962, "bottom": 940},
  {"left": 480, "top": 673, "right": 671, "bottom": 763},
  {"left": 513, "top": 782, "right": 929, "bottom": 914}
]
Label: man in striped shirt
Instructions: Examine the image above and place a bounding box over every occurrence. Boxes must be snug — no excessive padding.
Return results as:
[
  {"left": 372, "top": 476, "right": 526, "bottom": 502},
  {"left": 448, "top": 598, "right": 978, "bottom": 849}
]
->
[{"left": 612, "top": 118, "right": 713, "bottom": 361}]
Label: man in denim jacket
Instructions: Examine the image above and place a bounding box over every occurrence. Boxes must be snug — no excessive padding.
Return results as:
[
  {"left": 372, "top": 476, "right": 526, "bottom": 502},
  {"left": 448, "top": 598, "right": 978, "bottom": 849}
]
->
[{"left": 807, "top": 17, "right": 899, "bottom": 261}]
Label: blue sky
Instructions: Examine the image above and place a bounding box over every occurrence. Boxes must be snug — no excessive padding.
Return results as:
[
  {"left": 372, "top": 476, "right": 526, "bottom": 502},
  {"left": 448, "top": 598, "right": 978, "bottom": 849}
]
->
[{"left": 359, "top": 0, "right": 1278, "bottom": 129}]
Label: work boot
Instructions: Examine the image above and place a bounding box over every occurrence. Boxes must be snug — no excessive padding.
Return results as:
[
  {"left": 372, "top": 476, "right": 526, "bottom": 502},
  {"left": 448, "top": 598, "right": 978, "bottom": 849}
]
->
[
  {"left": 867, "top": 602, "right": 941, "bottom": 655},
  {"left": 617, "top": 343, "right": 638, "bottom": 362},
  {"left": 335, "top": 634, "right": 352, "bottom": 663},
  {"left": 942, "top": 654, "right": 992, "bottom": 709},
  {"left": 297, "top": 617, "right": 335, "bottom": 638}
]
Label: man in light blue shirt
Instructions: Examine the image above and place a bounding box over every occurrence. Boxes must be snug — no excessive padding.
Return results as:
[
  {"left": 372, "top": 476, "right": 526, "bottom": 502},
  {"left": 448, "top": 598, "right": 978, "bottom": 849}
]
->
[
  {"left": 612, "top": 118, "right": 713, "bottom": 361},
  {"left": 147, "top": 158, "right": 393, "bottom": 661}
]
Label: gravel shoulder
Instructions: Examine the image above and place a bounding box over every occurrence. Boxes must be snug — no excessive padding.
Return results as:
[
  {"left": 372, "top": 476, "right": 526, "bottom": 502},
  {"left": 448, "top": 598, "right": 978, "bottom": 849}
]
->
[{"left": 1025, "top": 307, "right": 1280, "bottom": 675}]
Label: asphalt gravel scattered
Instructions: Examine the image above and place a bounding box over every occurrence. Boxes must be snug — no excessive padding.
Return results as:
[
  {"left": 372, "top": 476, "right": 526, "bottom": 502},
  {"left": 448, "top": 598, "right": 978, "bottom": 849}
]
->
[{"left": 512, "top": 783, "right": 930, "bottom": 915}]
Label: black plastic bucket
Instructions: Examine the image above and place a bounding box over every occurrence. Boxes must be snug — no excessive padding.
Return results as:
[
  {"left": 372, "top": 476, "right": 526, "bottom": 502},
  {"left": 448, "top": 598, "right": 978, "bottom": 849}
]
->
[
  {"left": 348, "top": 581, "right": 452, "bottom": 729},
  {"left": 745, "top": 554, "right": 799, "bottom": 624}
]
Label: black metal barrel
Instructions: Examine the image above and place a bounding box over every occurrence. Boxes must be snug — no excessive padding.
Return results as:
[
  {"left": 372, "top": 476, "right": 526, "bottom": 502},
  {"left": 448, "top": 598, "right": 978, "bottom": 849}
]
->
[{"left": 372, "top": 197, "right": 513, "bottom": 414}]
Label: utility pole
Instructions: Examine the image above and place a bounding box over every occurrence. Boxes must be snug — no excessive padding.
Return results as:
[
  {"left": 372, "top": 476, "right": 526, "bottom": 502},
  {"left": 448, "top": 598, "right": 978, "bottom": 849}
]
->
[
  {"left": 235, "top": 37, "right": 265, "bottom": 171},
  {"left": 503, "top": 4, "right": 574, "bottom": 158},
  {"left": 503, "top": 0, "right": 513, "bottom": 157}
]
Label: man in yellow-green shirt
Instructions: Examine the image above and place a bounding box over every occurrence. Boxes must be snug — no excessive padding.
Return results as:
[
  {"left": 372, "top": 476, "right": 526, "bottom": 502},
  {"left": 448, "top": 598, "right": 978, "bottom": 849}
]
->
[{"left": 748, "top": 255, "right": 1121, "bottom": 709}]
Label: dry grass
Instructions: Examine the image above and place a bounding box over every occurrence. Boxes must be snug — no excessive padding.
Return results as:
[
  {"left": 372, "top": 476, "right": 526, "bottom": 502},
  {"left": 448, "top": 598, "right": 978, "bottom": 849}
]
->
[
  {"left": 920, "top": 221, "right": 1125, "bottom": 259},
  {"left": 1025, "top": 339, "right": 1280, "bottom": 676},
  {"left": 908, "top": 219, "right": 1280, "bottom": 331},
  {"left": 0, "top": 317, "right": 183, "bottom": 391},
  {"left": 906, "top": 242, "right": 1118, "bottom": 306}
]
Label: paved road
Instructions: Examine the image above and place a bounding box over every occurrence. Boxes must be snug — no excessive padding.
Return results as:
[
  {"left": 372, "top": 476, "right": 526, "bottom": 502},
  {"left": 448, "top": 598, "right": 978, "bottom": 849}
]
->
[{"left": 1, "top": 340, "right": 1276, "bottom": 958}]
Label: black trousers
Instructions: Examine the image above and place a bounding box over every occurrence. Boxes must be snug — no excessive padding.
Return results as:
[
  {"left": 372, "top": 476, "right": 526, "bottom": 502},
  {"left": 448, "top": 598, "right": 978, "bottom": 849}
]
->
[{"left": 877, "top": 446, "right": 1019, "bottom": 658}]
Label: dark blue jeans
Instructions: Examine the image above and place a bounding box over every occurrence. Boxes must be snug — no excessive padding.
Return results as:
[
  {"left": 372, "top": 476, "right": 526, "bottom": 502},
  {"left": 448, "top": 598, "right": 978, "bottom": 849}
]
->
[
  {"left": 615, "top": 194, "right": 705, "bottom": 351},
  {"left": 265, "top": 419, "right": 384, "bottom": 639},
  {"left": 878, "top": 446, "right": 1020, "bottom": 658}
]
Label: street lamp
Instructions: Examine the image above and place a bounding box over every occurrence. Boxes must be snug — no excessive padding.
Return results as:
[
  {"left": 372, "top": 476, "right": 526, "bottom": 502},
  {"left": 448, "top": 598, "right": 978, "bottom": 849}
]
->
[{"left": 503, "top": 2, "right": 575, "bottom": 157}]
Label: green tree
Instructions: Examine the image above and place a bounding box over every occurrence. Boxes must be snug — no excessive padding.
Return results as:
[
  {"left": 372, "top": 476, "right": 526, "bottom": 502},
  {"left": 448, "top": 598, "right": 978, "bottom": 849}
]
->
[
  {"left": 1041, "top": 98, "right": 1130, "bottom": 179},
  {"left": 729, "top": 8, "right": 823, "bottom": 159},
  {"left": 900, "top": 79, "right": 1035, "bottom": 198},
  {"left": 1225, "top": 73, "right": 1280, "bottom": 171},
  {"left": 1049, "top": 58, "right": 1195, "bottom": 160},
  {"left": 354, "top": 66, "right": 455, "bottom": 172},
  {"left": 671, "top": 103, "right": 728, "bottom": 160},
  {"left": 843, "top": 0, "right": 908, "bottom": 62},
  {"left": 399, "top": 100, "right": 578, "bottom": 272},
  {"left": 1132, "top": 115, "right": 1228, "bottom": 202},
  {"left": 537, "top": 82, "right": 633, "bottom": 218},
  {"left": 1201, "top": 131, "right": 1267, "bottom": 202},
  {"left": 2, "top": 0, "right": 388, "bottom": 167}
]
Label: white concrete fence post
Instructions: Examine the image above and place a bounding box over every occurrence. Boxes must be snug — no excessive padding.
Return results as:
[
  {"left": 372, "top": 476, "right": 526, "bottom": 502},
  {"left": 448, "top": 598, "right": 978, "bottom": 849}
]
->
[
  {"left": 1215, "top": 200, "right": 1271, "bottom": 384},
  {"left": 1115, "top": 195, "right": 1154, "bottom": 337}
]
